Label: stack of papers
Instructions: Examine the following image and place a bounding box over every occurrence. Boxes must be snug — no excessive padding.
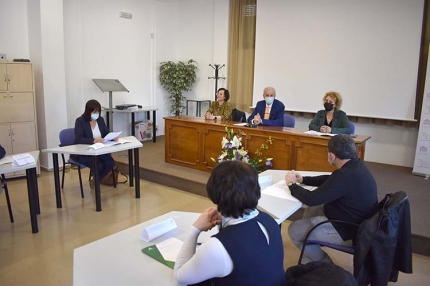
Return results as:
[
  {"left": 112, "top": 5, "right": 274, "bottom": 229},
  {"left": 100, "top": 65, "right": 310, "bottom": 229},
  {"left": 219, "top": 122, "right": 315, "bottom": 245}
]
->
[
  {"left": 88, "top": 132, "right": 132, "bottom": 150},
  {"left": 140, "top": 218, "right": 181, "bottom": 269},
  {"left": 141, "top": 237, "right": 183, "bottom": 269},
  {"left": 11, "top": 153, "right": 35, "bottom": 166},
  {"left": 0, "top": 156, "right": 14, "bottom": 166},
  {"left": 261, "top": 180, "right": 317, "bottom": 202},
  {"left": 304, "top": 130, "right": 337, "bottom": 137}
]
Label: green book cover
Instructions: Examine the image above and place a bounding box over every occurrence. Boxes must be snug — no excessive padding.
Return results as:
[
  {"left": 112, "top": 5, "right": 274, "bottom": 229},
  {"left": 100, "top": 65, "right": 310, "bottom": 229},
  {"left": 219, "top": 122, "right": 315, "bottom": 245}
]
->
[{"left": 142, "top": 245, "right": 176, "bottom": 269}]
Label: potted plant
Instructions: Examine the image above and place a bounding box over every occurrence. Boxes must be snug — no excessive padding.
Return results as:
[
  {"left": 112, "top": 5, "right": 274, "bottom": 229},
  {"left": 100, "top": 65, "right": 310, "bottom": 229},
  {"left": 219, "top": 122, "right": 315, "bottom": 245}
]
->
[{"left": 159, "top": 59, "right": 198, "bottom": 115}]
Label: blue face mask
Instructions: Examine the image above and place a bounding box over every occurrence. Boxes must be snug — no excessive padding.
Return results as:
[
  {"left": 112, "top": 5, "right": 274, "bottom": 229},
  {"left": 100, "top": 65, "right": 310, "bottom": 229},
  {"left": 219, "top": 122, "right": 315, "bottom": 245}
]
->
[
  {"left": 91, "top": 113, "right": 99, "bottom": 120},
  {"left": 265, "top": 97, "right": 274, "bottom": 105}
]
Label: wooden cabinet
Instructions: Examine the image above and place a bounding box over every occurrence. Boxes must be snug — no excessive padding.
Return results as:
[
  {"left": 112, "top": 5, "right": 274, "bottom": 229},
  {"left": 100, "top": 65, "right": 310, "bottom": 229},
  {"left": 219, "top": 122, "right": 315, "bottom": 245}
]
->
[
  {"left": 0, "top": 63, "right": 33, "bottom": 92},
  {"left": 0, "top": 63, "right": 38, "bottom": 177}
]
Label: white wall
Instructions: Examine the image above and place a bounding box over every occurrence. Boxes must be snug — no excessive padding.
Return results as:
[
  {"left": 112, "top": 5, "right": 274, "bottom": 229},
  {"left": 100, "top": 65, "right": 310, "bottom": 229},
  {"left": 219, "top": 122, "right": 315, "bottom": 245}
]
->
[
  {"left": 64, "top": 0, "right": 156, "bottom": 136},
  {"left": 154, "top": 0, "right": 229, "bottom": 132},
  {"left": 0, "top": 0, "right": 421, "bottom": 168},
  {"left": 294, "top": 117, "right": 418, "bottom": 167},
  {"left": 0, "top": 0, "right": 29, "bottom": 60}
]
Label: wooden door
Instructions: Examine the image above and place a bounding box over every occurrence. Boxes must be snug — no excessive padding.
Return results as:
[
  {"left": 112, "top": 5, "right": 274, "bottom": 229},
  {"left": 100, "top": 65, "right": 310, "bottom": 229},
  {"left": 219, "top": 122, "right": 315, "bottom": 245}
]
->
[
  {"left": 6, "top": 63, "right": 33, "bottom": 92},
  {"left": 0, "top": 92, "right": 35, "bottom": 122},
  {"left": 11, "top": 122, "right": 37, "bottom": 154},
  {"left": 0, "top": 123, "right": 13, "bottom": 154},
  {"left": 0, "top": 64, "right": 6, "bottom": 91}
]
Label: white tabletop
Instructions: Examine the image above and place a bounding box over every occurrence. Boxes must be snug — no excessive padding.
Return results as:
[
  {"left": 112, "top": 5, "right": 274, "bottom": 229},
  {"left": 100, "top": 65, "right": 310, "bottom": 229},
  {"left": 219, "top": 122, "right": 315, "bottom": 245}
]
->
[
  {"left": 0, "top": 151, "right": 40, "bottom": 174},
  {"left": 102, "top": 107, "right": 158, "bottom": 113},
  {"left": 42, "top": 136, "right": 142, "bottom": 156},
  {"left": 73, "top": 211, "right": 217, "bottom": 286},
  {"left": 257, "top": 169, "right": 331, "bottom": 223}
]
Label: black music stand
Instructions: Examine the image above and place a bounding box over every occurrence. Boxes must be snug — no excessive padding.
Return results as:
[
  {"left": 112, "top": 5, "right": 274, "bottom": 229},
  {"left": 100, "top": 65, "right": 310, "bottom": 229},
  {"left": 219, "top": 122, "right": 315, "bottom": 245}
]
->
[{"left": 92, "top": 79, "right": 129, "bottom": 131}]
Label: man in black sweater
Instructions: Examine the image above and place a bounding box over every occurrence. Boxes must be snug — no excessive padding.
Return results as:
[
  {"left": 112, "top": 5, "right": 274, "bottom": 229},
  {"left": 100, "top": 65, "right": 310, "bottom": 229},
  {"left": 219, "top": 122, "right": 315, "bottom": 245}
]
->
[{"left": 286, "top": 134, "right": 378, "bottom": 264}]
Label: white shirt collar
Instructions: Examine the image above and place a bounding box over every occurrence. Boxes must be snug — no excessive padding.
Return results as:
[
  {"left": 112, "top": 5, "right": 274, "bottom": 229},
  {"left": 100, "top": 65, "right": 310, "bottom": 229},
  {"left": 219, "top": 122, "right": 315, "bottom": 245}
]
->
[{"left": 221, "top": 209, "right": 259, "bottom": 228}]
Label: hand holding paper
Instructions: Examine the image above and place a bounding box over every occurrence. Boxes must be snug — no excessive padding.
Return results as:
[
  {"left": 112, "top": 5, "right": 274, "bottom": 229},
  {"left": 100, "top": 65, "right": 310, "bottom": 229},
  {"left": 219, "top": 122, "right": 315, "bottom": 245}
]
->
[{"left": 103, "top": 131, "right": 122, "bottom": 142}]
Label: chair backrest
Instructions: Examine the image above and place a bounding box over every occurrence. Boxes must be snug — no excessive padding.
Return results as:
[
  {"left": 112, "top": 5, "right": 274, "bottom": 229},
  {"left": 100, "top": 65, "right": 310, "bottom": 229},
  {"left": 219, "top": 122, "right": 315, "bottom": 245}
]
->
[
  {"left": 283, "top": 114, "right": 296, "bottom": 127},
  {"left": 59, "top": 128, "right": 75, "bottom": 147},
  {"left": 349, "top": 122, "right": 355, "bottom": 134},
  {"left": 231, "top": 108, "right": 247, "bottom": 122},
  {"left": 353, "top": 191, "right": 412, "bottom": 284}
]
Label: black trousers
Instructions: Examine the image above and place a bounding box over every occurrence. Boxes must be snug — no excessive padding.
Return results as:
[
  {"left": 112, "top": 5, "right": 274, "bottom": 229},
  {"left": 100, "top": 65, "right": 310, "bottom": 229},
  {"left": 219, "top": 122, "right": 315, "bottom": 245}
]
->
[{"left": 76, "top": 154, "right": 114, "bottom": 180}]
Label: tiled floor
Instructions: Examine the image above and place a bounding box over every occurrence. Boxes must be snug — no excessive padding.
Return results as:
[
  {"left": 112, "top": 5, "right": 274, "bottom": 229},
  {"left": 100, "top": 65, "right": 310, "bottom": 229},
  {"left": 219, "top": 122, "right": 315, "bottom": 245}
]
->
[{"left": 0, "top": 169, "right": 429, "bottom": 285}]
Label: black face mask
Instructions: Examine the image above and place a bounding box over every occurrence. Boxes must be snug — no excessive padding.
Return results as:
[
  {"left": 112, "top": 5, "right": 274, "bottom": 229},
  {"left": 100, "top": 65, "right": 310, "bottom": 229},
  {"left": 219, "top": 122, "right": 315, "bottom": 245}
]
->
[{"left": 324, "top": 102, "right": 334, "bottom": 111}]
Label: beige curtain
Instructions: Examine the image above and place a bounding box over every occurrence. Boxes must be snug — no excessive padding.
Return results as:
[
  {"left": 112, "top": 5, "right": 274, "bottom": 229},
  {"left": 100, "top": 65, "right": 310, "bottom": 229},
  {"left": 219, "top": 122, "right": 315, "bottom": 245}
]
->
[{"left": 227, "top": 0, "right": 257, "bottom": 113}]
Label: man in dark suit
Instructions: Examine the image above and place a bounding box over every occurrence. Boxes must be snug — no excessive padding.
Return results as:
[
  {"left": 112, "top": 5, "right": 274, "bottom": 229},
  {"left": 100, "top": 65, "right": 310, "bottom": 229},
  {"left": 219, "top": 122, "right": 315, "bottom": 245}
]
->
[{"left": 247, "top": 87, "right": 285, "bottom": 126}]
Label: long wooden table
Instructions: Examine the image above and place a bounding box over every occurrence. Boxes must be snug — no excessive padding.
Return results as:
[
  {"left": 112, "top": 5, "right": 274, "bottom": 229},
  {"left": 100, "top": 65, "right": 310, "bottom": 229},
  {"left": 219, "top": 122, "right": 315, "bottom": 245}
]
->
[{"left": 164, "top": 116, "right": 370, "bottom": 172}]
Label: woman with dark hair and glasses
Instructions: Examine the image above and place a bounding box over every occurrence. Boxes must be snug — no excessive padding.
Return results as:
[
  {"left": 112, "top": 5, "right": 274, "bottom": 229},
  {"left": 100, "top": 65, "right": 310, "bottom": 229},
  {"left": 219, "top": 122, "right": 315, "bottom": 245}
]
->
[
  {"left": 174, "top": 161, "right": 286, "bottom": 286},
  {"left": 74, "top": 99, "right": 116, "bottom": 188},
  {"left": 205, "top": 88, "right": 233, "bottom": 121}
]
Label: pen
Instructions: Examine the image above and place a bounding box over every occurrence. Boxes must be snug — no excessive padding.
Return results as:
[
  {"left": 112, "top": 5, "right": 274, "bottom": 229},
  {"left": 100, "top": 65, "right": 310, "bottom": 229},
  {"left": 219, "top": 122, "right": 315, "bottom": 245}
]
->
[{"left": 196, "top": 242, "right": 202, "bottom": 246}]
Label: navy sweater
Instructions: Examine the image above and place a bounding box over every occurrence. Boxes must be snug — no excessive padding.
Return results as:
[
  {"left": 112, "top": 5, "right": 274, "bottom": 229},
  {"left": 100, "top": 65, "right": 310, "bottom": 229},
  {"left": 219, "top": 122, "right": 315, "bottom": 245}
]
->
[
  {"left": 211, "top": 211, "right": 286, "bottom": 286},
  {"left": 290, "top": 158, "right": 378, "bottom": 240}
]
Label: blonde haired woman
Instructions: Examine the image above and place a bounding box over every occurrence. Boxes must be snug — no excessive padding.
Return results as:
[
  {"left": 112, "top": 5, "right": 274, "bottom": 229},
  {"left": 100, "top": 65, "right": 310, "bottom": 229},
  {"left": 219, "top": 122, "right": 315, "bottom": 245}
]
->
[{"left": 309, "top": 91, "right": 351, "bottom": 134}]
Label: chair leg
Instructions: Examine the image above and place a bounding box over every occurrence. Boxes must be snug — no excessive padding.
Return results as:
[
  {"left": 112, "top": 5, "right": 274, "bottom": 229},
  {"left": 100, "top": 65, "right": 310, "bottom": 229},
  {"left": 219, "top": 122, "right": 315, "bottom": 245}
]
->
[
  {"left": 1, "top": 174, "right": 14, "bottom": 223},
  {"left": 88, "top": 170, "right": 92, "bottom": 181},
  {"left": 61, "top": 154, "right": 66, "bottom": 189},
  {"left": 78, "top": 167, "right": 84, "bottom": 198},
  {"left": 112, "top": 169, "right": 117, "bottom": 188}
]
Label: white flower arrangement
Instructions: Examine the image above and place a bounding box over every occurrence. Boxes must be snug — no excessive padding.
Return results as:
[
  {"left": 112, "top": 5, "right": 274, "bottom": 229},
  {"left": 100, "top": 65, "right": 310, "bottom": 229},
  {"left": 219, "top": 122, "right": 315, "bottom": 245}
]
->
[{"left": 211, "top": 126, "right": 274, "bottom": 173}]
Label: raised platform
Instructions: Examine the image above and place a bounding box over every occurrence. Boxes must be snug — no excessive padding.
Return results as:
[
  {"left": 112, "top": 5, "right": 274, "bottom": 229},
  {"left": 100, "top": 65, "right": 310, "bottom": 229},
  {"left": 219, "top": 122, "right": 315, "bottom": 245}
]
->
[{"left": 114, "top": 136, "right": 430, "bottom": 257}]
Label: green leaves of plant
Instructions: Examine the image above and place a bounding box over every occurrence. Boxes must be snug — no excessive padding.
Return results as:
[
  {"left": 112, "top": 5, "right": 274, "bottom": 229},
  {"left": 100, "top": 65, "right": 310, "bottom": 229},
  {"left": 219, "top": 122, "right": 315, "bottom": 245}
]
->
[{"left": 160, "top": 59, "right": 198, "bottom": 115}]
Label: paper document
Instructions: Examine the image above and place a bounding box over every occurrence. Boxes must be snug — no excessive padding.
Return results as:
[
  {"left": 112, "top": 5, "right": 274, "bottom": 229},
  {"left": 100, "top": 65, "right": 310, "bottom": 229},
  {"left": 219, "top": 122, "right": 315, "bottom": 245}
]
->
[
  {"left": 0, "top": 156, "right": 14, "bottom": 166},
  {"left": 304, "top": 130, "right": 337, "bottom": 137},
  {"left": 11, "top": 153, "right": 35, "bottom": 167},
  {"left": 233, "top": 123, "right": 248, "bottom": 126},
  {"left": 88, "top": 138, "right": 131, "bottom": 150},
  {"left": 262, "top": 180, "right": 317, "bottom": 202},
  {"left": 140, "top": 218, "right": 177, "bottom": 242},
  {"left": 103, "top": 138, "right": 131, "bottom": 146},
  {"left": 103, "top": 131, "right": 122, "bottom": 142},
  {"left": 258, "top": 193, "right": 302, "bottom": 222},
  {"left": 258, "top": 175, "right": 273, "bottom": 189},
  {"left": 88, "top": 143, "right": 105, "bottom": 151},
  {"left": 141, "top": 237, "right": 183, "bottom": 269}
]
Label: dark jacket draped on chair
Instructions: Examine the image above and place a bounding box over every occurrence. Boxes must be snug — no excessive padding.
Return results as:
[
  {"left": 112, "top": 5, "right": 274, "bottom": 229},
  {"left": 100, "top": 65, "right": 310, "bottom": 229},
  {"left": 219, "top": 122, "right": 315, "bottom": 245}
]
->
[{"left": 353, "top": 191, "right": 413, "bottom": 286}]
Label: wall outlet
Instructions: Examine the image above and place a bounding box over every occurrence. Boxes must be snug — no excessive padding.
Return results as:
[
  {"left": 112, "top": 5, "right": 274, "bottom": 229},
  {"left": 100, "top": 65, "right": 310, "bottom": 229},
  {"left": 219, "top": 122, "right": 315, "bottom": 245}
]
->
[
  {"left": 0, "top": 54, "right": 6, "bottom": 61},
  {"left": 120, "top": 11, "right": 132, "bottom": 19}
]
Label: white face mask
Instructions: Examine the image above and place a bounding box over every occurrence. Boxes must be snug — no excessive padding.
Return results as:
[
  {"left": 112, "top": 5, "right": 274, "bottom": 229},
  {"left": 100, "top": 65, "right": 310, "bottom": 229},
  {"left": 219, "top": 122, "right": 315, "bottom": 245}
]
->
[
  {"left": 265, "top": 97, "right": 274, "bottom": 105},
  {"left": 91, "top": 113, "right": 99, "bottom": 120}
]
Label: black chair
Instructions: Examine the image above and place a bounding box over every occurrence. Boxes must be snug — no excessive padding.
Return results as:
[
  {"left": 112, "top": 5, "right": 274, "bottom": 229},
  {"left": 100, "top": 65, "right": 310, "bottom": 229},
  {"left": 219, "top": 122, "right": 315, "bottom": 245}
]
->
[
  {"left": 1, "top": 174, "right": 14, "bottom": 223},
  {"left": 298, "top": 191, "right": 412, "bottom": 286},
  {"left": 59, "top": 128, "right": 88, "bottom": 198},
  {"left": 231, "top": 108, "right": 247, "bottom": 122},
  {"left": 59, "top": 128, "right": 117, "bottom": 198}
]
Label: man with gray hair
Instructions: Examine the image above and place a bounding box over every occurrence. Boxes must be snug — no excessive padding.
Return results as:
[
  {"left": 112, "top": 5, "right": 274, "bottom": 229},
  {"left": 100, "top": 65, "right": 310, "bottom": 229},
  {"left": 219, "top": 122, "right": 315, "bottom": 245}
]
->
[
  {"left": 247, "top": 86, "right": 285, "bottom": 126},
  {"left": 285, "top": 134, "right": 378, "bottom": 264}
]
